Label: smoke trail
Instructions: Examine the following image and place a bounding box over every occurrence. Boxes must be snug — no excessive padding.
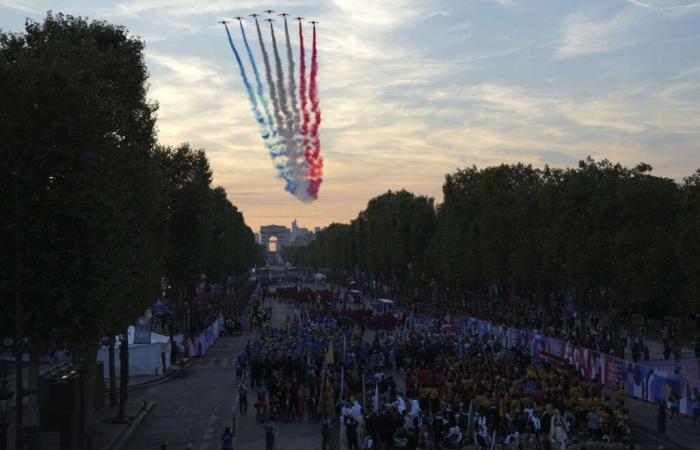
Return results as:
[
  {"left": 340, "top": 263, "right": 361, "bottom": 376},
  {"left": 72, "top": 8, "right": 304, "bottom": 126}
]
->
[
  {"left": 298, "top": 21, "right": 311, "bottom": 165},
  {"left": 283, "top": 18, "right": 300, "bottom": 129},
  {"left": 254, "top": 18, "right": 285, "bottom": 139},
  {"left": 269, "top": 21, "right": 294, "bottom": 141},
  {"left": 253, "top": 17, "right": 302, "bottom": 195},
  {"left": 239, "top": 21, "right": 276, "bottom": 141},
  {"left": 307, "top": 23, "right": 323, "bottom": 199},
  {"left": 223, "top": 24, "right": 266, "bottom": 134},
  {"left": 223, "top": 23, "right": 296, "bottom": 193},
  {"left": 269, "top": 19, "right": 310, "bottom": 201},
  {"left": 283, "top": 17, "right": 307, "bottom": 199}
]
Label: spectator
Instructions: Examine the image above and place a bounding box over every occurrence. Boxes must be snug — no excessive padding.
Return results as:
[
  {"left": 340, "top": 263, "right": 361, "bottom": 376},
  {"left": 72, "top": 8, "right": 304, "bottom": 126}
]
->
[
  {"left": 321, "top": 416, "right": 332, "bottom": 450},
  {"left": 691, "top": 388, "right": 700, "bottom": 425},
  {"left": 657, "top": 404, "right": 666, "bottom": 435},
  {"left": 262, "top": 418, "right": 276, "bottom": 450}
]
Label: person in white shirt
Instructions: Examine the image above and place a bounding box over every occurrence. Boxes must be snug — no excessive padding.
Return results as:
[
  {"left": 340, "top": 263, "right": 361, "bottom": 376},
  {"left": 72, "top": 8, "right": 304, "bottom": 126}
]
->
[
  {"left": 447, "top": 425, "right": 462, "bottom": 444},
  {"left": 548, "top": 413, "right": 569, "bottom": 450}
]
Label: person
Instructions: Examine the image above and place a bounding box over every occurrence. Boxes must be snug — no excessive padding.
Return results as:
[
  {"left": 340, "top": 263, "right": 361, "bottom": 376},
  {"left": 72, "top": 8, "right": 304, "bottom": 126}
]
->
[
  {"left": 692, "top": 387, "right": 700, "bottom": 425},
  {"left": 447, "top": 424, "right": 462, "bottom": 446},
  {"left": 586, "top": 408, "right": 599, "bottom": 439},
  {"left": 222, "top": 427, "right": 234, "bottom": 450},
  {"left": 263, "top": 417, "right": 276, "bottom": 450},
  {"left": 549, "top": 414, "right": 568, "bottom": 450},
  {"left": 236, "top": 360, "right": 244, "bottom": 383},
  {"left": 321, "top": 416, "right": 332, "bottom": 450},
  {"left": 476, "top": 425, "right": 491, "bottom": 449},
  {"left": 393, "top": 427, "right": 409, "bottom": 449},
  {"left": 239, "top": 381, "right": 249, "bottom": 415},
  {"left": 345, "top": 415, "right": 359, "bottom": 450},
  {"left": 363, "top": 433, "right": 375, "bottom": 450},
  {"left": 657, "top": 404, "right": 666, "bottom": 435},
  {"left": 668, "top": 393, "right": 680, "bottom": 424}
]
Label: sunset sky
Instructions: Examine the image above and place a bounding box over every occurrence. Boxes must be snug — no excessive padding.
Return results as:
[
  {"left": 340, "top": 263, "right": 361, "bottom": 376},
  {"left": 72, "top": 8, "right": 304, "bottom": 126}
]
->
[{"left": 2, "top": 0, "right": 700, "bottom": 231}]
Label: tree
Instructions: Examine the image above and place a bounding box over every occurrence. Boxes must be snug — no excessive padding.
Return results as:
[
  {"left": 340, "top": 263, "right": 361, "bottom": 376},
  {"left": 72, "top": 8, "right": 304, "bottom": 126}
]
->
[{"left": 0, "top": 12, "right": 163, "bottom": 445}]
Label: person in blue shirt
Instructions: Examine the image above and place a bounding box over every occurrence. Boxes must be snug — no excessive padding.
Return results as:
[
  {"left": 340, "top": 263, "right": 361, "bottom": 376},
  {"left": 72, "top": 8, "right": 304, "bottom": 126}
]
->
[{"left": 222, "top": 427, "right": 234, "bottom": 450}]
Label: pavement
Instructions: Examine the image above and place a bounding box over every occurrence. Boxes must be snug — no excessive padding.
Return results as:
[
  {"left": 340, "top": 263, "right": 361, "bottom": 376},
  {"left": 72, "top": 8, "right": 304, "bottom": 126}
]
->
[{"left": 125, "top": 297, "right": 324, "bottom": 450}]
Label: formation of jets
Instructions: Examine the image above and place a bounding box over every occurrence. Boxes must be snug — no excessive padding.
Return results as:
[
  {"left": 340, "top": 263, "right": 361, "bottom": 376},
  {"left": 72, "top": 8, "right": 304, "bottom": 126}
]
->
[{"left": 221, "top": 10, "right": 317, "bottom": 25}]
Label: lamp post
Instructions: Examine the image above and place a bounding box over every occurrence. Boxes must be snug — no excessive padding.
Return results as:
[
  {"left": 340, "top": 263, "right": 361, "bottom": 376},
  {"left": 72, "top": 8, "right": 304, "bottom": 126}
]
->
[{"left": 0, "top": 367, "right": 15, "bottom": 450}]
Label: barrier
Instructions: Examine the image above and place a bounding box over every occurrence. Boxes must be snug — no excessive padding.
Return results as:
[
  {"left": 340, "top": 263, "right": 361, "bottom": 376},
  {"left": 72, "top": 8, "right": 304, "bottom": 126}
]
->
[
  {"left": 173, "top": 314, "right": 225, "bottom": 358},
  {"left": 464, "top": 315, "right": 700, "bottom": 416}
]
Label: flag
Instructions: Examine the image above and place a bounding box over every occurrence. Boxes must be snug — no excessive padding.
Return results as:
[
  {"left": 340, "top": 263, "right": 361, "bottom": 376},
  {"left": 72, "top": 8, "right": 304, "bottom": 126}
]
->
[
  {"left": 342, "top": 334, "right": 346, "bottom": 363},
  {"left": 362, "top": 372, "right": 367, "bottom": 410},
  {"left": 326, "top": 340, "right": 334, "bottom": 365},
  {"left": 466, "top": 400, "right": 475, "bottom": 436},
  {"left": 373, "top": 382, "right": 379, "bottom": 413}
]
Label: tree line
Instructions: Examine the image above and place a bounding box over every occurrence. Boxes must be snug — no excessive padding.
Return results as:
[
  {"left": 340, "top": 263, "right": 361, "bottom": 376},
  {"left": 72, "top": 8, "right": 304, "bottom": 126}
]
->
[
  {"left": 0, "top": 13, "right": 261, "bottom": 446},
  {"left": 285, "top": 158, "right": 700, "bottom": 318}
]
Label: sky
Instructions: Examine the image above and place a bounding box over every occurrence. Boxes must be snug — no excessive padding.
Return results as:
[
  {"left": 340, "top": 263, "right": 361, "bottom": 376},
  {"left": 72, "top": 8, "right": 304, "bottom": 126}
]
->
[{"left": 2, "top": 0, "right": 700, "bottom": 232}]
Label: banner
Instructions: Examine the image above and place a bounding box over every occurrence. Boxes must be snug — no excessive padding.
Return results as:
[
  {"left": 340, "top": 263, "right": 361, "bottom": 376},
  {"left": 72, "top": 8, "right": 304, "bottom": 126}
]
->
[
  {"left": 460, "top": 312, "right": 699, "bottom": 416},
  {"left": 603, "top": 354, "right": 623, "bottom": 389}
]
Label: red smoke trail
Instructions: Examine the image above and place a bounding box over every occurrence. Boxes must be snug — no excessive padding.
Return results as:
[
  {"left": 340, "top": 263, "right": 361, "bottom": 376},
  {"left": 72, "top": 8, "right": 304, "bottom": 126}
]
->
[{"left": 306, "top": 24, "right": 323, "bottom": 199}]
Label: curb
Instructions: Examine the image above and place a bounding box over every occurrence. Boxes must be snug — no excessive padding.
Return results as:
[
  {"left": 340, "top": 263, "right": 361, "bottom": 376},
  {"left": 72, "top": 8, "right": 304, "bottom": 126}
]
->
[{"left": 105, "top": 401, "right": 156, "bottom": 450}]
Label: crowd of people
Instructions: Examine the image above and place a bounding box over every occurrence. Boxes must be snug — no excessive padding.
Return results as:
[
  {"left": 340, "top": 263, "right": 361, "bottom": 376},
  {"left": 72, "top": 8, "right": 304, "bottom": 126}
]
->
[{"left": 230, "top": 283, "right": 641, "bottom": 450}]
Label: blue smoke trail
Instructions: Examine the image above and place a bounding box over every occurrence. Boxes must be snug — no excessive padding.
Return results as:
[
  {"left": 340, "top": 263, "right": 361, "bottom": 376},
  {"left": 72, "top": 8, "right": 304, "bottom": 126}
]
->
[
  {"left": 223, "top": 24, "right": 266, "bottom": 135},
  {"left": 239, "top": 21, "right": 276, "bottom": 139},
  {"left": 223, "top": 23, "right": 296, "bottom": 193}
]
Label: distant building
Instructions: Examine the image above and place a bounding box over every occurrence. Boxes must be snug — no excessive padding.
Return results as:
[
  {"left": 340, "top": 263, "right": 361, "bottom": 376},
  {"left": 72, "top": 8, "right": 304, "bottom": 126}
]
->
[
  {"left": 289, "top": 219, "right": 314, "bottom": 247},
  {"left": 260, "top": 220, "right": 316, "bottom": 255},
  {"left": 260, "top": 225, "right": 291, "bottom": 254},
  {"left": 314, "top": 226, "right": 321, "bottom": 234}
]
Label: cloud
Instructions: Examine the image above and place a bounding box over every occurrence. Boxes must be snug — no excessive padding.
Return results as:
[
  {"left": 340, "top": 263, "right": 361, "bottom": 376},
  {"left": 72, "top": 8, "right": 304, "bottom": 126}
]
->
[
  {"left": 487, "top": 0, "right": 519, "bottom": 7},
  {"left": 0, "top": 1, "right": 39, "bottom": 13},
  {"left": 3, "top": 0, "right": 700, "bottom": 230},
  {"left": 625, "top": 0, "right": 700, "bottom": 11},
  {"left": 555, "top": 8, "right": 643, "bottom": 59}
]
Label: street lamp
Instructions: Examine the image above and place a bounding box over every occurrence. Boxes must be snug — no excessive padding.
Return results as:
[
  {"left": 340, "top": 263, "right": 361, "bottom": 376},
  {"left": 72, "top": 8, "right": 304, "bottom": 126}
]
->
[{"left": 0, "top": 367, "right": 15, "bottom": 450}]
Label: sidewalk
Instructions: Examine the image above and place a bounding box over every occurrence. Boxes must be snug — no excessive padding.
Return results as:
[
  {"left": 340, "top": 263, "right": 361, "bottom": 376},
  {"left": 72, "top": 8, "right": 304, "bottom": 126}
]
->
[{"left": 93, "top": 399, "right": 155, "bottom": 450}]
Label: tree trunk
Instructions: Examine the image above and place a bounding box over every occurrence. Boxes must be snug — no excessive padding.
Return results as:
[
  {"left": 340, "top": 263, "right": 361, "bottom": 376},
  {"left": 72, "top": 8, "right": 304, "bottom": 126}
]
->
[
  {"left": 86, "top": 348, "right": 98, "bottom": 450},
  {"left": 108, "top": 336, "right": 116, "bottom": 407},
  {"left": 27, "top": 347, "right": 40, "bottom": 425},
  {"left": 79, "top": 347, "right": 97, "bottom": 450},
  {"left": 116, "top": 329, "right": 129, "bottom": 422},
  {"left": 24, "top": 347, "right": 41, "bottom": 450}
]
